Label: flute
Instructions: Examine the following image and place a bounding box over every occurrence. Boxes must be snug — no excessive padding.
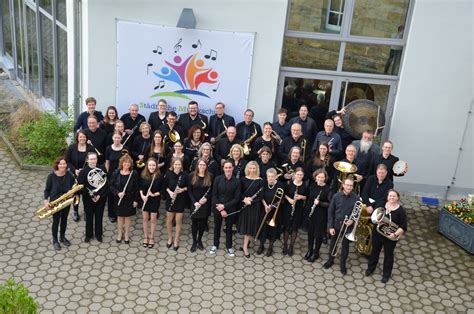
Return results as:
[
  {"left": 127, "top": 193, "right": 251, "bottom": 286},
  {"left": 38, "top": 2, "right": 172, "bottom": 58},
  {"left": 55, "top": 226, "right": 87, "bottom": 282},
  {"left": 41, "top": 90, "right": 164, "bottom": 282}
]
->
[{"left": 118, "top": 171, "right": 133, "bottom": 206}]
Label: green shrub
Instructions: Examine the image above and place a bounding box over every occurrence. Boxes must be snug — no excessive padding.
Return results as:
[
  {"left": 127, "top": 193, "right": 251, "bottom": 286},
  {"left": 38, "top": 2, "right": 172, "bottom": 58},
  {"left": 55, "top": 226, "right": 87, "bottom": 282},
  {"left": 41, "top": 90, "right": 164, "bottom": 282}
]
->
[
  {"left": 0, "top": 278, "right": 38, "bottom": 314},
  {"left": 17, "top": 112, "right": 71, "bottom": 165}
]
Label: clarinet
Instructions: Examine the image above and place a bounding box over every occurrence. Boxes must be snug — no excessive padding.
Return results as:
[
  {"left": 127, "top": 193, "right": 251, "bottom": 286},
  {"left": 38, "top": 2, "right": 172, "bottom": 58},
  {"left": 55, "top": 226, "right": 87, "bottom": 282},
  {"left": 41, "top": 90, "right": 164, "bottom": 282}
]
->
[
  {"left": 167, "top": 173, "right": 182, "bottom": 211},
  {"left": 290, "top": 185, "right": 299, "bottom": 218},
  {"left": 190, "top": 186, "right": 212, "bottom": 218},
  {"left": 308, "top": 189, "right": 323, "bottom": 218},
  {"left": 122, "top": 118, "right": 144, "bottom": 146},
  {"left": 227, "top": 187, "right": 263, "bottom": 217}
]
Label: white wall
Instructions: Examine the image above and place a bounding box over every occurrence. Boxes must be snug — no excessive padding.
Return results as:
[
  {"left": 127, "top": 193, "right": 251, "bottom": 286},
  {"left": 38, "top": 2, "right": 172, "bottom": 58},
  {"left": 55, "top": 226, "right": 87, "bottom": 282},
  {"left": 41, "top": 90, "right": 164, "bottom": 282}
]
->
[
  {"left": 81, "top": 0, "right": 288, "bottom": 124},
  {"left": 391, "top": 0, "right": 473, "bottom": 199}
]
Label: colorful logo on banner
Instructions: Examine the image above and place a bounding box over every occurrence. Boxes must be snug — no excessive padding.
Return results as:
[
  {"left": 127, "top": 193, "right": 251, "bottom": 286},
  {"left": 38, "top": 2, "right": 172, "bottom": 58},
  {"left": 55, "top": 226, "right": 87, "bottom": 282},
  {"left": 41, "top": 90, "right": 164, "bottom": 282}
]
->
[{"left": 149, "top": 38, "right": 220, "bottom": 100}]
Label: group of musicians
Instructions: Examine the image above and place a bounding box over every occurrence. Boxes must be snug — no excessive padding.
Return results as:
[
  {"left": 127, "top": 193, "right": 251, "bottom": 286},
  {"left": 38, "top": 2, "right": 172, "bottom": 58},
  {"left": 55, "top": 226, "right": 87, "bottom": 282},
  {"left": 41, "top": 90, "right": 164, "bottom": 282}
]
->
[{"left": 43, "top": 97, "right": 408, "bottom": 283}]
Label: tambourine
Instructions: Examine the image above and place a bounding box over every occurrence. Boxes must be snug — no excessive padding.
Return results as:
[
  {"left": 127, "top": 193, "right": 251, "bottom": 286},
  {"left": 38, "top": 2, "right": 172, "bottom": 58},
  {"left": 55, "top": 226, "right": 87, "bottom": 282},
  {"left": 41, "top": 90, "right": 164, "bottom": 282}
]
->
[{"left": 393, "top": 160, "right": 408, "bottom": 176}]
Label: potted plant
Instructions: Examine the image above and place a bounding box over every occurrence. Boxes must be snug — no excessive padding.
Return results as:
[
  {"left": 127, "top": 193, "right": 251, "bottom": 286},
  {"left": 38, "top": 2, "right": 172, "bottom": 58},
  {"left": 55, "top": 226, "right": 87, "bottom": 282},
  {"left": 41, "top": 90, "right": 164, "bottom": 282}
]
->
[
  {"left": 0, "top": 278, "right": 38, "bottom": 313},
  {"left": 438, "top": 196, "right": 474, "bottom": 254}
]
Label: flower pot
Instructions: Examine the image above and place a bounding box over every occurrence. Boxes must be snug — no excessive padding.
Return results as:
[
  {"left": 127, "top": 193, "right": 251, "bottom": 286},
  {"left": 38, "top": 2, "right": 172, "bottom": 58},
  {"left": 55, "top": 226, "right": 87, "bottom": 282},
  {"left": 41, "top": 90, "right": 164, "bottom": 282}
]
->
[{"left": 438, "top": 208, "right": 474, "bottom": 254}]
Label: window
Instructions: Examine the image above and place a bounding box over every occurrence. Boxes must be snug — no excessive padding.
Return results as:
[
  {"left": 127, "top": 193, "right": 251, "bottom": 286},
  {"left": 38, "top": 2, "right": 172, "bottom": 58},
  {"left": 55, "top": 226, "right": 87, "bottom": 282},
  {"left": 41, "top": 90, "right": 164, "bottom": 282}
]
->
[
  {"left": 39, "top": 0, "right": 52, "bottom": 15},
  {"left": 14, "top": 0, "right": 25, "bottom": 81},
  {"left": 2, "top": 0, "right": 13, "bottom": 57},
  {"left": 287, "top": 0, "right": 343, "bottom": 34},
  {"left": 26, "top": 6, "right": 39, "bottom": 94},
  {"left": 56, "top": 0, "right": 66, "bottom": 26},
  {"left": 40, "top": 13, "right": 54, "bottom": 99},
  {"left": 57, "top": 26, "right": 67, "bottom": 112},
  {"left": 282, "top": 37, "right": 340, "bottom": 71},
  {"left": 326, "top": 0, "right": 345, "bottom": 32},
  {"left": 343, "top": 43, "right": 403, "bottom": 75}
]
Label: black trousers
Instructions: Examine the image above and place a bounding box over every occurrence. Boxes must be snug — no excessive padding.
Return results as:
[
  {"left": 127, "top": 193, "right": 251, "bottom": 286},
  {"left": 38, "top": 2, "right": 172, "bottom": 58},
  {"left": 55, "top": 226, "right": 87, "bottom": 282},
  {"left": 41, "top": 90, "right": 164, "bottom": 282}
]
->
[
  {"left": 367, "top": 231, "right": 397, "bottom": 278},
  {"left": 107, "top": 190, "right": 117, "bottom": 219},
  {"left": 213, "top": 211, "right": 236, "bottom": 249},
  {"left": 327, "top": 228, "right": 351, "bottom": 266},
  {"left": 83, "top": 197, "right": 106, "bottom": 238},
  {"left": 52, "top": 206, "right": 70, "bottom": 240},
  {"left": 191, "top": 218, "right": 207, "bottom": 243}
]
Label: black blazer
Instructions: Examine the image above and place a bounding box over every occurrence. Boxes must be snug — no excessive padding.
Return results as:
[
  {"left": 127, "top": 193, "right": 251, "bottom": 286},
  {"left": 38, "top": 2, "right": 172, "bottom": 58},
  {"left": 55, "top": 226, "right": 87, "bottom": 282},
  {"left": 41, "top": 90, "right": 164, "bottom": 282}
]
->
[{"left": 209, "top": 114, "right": 235, "bottom": 138}]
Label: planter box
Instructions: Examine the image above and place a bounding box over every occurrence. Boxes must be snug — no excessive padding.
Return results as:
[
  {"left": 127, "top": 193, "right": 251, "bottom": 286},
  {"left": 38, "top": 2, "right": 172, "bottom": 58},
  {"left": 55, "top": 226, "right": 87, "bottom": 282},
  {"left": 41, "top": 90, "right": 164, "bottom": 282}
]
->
[{"left": 438, "top": 208, "right": 474, "bottom": 254}]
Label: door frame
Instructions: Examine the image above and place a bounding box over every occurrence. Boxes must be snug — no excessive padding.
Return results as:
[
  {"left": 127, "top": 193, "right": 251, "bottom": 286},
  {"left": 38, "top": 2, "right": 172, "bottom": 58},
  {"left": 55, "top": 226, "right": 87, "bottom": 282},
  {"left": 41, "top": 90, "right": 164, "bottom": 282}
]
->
[{"left": 277, "top": 70, "right": 397, "bottom": 142}]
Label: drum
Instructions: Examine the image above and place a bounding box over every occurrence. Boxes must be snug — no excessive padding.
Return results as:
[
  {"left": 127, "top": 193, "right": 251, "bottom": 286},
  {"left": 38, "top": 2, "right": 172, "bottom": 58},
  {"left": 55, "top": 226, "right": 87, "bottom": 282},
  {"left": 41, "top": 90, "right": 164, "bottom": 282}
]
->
[{"left": 393, "top": 160, "right": 408, "bottom": 176}]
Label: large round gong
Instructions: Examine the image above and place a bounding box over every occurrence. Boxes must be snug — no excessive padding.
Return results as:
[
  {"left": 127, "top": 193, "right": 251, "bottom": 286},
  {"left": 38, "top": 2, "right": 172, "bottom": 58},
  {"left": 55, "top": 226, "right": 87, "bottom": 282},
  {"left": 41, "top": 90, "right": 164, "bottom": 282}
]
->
[{"left": 342, "top": 99, "right": 386, "bottom": 139}]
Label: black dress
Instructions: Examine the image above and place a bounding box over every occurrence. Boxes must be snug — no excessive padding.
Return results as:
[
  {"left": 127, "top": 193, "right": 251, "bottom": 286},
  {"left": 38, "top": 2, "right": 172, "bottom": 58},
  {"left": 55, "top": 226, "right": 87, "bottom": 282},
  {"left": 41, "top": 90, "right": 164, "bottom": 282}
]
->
[
  {"left": 105, "top": 145, "right": 123, "bottom": 176},
  {"left": 140, "top": 173, "right": 163, "bottom": 213},
  {"left": 189, "top": 158, "right": 219, "bottom": 177},
  {"left": 304, "top": 183, "right": 331, "bottom": 237},
  {"left": 259, "top": 181, "right": 286, "bottom": 241},
  {"left": 165, "top": 153, "right": 191, "bottom": 173},
  {"left": 148, "top": 150, "right": 167, "bottom": 172},
  {"left": 110, "top": 170, "right": 139, "bottom": 217},
  {"left": 232, "top": 159, "right": 247, "bottom": 180},
  {"left": 237, "top": 177, "right": 264, "bottom": 236},
  {"left": 281, "top": 181, "right": 307, "bottom": 232},
  {"left": 188, "top": 176, "right": 213, "bottom": 219},
  {"left": 164, "top": 171, "right": 189, "bottom": 213},
  {"left": 184, "top": 138, "right": 202, "bottom": 161}
]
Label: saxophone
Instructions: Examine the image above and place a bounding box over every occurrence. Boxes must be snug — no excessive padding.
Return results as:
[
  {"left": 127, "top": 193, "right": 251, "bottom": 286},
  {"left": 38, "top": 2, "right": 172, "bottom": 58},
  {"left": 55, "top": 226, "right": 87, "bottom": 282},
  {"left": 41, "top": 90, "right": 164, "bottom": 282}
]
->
[
  {"left": 242, "top": 126, "right": 258, "bottom": 155},
  {"left": 35, "top": 184, "right": 84, "bottom": 219}
]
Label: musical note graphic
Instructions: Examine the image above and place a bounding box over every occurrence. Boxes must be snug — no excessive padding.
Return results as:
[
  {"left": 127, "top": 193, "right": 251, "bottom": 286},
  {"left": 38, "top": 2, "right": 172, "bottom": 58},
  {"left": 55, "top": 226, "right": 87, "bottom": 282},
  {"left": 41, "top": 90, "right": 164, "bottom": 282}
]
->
[
  {"left": 192, "top": 40, "right": 202, "bottom": 49},
  {"left": 174, "top": 38, "right": 183, "bottom": 53},
  {"left": 204, "top": 49, "right": 218, "bottom": 61},
  {"left": 154, "top": 80, "right": 165, "bottom": 90},
  {"left": 212, "top": 83, "right": 220, "bottom": 92},
  {"left": 152, "top": 46, "right": 162, "bottom": 55},
  {"left": 146, "top": 63, "right": 153, "bottom": 75}
]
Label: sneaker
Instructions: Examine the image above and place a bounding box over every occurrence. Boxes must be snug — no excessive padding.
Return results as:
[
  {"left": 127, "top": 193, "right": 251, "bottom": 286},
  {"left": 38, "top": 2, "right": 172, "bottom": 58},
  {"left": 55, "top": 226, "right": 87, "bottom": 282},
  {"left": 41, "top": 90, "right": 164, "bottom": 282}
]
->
[
  {"left": 209, "top": 246, "right": 217, "bottom": 254},
  {"left": 226, "top": 248, "right": 235, "bottom": 257}
]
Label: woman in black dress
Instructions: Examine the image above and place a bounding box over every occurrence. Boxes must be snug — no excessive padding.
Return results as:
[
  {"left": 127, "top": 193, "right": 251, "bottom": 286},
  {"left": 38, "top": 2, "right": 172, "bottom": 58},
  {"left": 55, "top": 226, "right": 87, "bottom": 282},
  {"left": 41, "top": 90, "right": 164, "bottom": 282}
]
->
[
  {"left": 66, "top": 130, "right": 94, "bottom": 222},
  {"left": 164, "top": 157, "right": 189, "bottom": 251},
  {"left": 77, "top": 152, "right": 108, "bottom": 243},
  {"left": 282, "top": 167, "right": 307, "bottom": 256},
  {"left": 366, "top": 189, "right": 408, "bottom": 283},
  {"left": 184, "top": 125, "right": 204, "bottom": 163},
  {"left": 43, "top": 156, "right": 76, "bottom": 250},
  {"left": 131, "top": 122, "right": 152, "bottom": 169},
  {"left": 105, "top": 131, "right": 124, "bottom": 223},
  {"left": 188, "top": 158, "right": 213, "bottom": 252},
  {"left": 100, "top": 106, "right": 119, "bottom": 138},
  {"left": 229, "top": 144, "right": 246, "bottom": 180},
  {"left": 110, "top": 154, "right": 139, "bottom": 244},
  {"left": 148, "top": 130, "right": 166, "bottom": 172},
  {"left": 165, "top": 140, "right": 191, "bottom": 171},
  {"left": 281, "top": 146, "right": 305, "bottom": 183},
  {"left": 140, "top": 158, "right": 162, "bottom": 248},
  {"left": 237, "top": 161, "right": 264, "bottom": 258},
  {"left": 304, "top": 169, "right": 331, "bottom": 262},
  {"left": 189, "top": 143, "right": 218, "bottom": 176},
  {"left": 256, "top": 146, "right": 276, "bottom": 179},
  {"left": 306, "top": 142, "right": 334, "bottom": 184}
]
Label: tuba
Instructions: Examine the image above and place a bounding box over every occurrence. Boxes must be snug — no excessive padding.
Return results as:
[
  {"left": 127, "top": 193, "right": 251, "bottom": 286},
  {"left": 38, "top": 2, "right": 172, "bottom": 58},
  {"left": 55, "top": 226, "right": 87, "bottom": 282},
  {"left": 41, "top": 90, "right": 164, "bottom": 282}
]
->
[
  {"left": 331, "top": 200, "right": 364, "bottom": 257},
  {"left": 371, "top": 207, "right": 400, "bottom": 241},
  {"left": 242, "top": 126, "right": 258, "bottom": 155},
  {"left": 35, "top": 184, "right": 84, "bottom": 219},
  {"left": 334, "top": 161, "right": 358, "bottom": 192},
  {"left": 354, "top": 204, "right": 373, "bottom": 255}
]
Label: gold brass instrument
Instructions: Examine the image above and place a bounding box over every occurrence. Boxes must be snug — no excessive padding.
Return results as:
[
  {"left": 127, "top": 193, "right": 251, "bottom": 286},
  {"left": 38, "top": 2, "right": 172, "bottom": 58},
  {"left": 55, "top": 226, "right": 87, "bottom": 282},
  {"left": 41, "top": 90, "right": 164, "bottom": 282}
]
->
[
  {"left": 281, "top": 163, "right": 295, "bottom": 179},
  {"left": 300, "top": 139, "right": 307, "bottom": 163},
  {"left": 256, "top": 187, "right": 284, "bottom": 239},
  {"left": 242, "top": 126, "right": 258, "bottom": 155},
  {"left": 331, "top": 200, "right": 364, "bottom": 257},
  {"left": 35, "top": 184, "right": 84, "bottom": 219},
  {"left": 275, "top": 166, "right": 284, "bottom": 179},
  {"left": 334, "top": 161, "right": 358, "bottom": 192},
  {"left": 164, "top": 129, "right": 180, "bottom": 145},
  {"left": 271, "top": 130, "right": 282, "bottom": 145},
  {"left": 354, "top": 204, "right": 373, "bottom": 255},
  {"left": 200, "top": 115, "right": 209, "bottom": 138},
  {"left": 371, "top": 207, "right": 400, "bottom": 241},
  {"left": 213, "top": 120, "right": 228, "bottom": 146},
  {"left": 136, "top": 160, "right": 145, "bottom": 169}
]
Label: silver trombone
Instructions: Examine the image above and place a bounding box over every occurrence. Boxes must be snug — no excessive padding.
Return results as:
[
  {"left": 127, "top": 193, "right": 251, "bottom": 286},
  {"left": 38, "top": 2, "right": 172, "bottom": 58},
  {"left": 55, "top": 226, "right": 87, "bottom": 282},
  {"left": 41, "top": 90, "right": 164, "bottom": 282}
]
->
[{"left": 331, "top": 200, "right": 364, "bottom": 257}]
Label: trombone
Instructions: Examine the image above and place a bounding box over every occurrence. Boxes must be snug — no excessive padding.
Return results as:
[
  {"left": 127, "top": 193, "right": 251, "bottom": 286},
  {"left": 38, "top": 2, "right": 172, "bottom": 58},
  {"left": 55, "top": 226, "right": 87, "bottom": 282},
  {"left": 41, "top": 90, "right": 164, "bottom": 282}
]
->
[
  {"left": 255, "top": 187, "right": 284, "bottom": 240},
  {"left": 331, "top": 200, "right": 364, "bottom": 257}
]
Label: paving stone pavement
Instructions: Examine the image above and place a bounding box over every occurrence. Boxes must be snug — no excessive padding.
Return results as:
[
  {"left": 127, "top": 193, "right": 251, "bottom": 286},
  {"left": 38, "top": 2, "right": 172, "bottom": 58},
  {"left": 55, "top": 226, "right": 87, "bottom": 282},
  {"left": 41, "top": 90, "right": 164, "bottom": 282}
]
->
[{"left": 0, "top": 145, "right": 473, "bottom": 313}]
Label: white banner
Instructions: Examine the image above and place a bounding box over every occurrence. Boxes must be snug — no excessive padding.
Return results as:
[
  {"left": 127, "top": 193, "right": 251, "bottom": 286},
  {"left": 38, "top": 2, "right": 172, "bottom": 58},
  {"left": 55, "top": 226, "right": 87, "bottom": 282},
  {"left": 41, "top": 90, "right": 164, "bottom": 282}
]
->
[{"left": 116, "top": 20, "right": 255, "bottom": 121}]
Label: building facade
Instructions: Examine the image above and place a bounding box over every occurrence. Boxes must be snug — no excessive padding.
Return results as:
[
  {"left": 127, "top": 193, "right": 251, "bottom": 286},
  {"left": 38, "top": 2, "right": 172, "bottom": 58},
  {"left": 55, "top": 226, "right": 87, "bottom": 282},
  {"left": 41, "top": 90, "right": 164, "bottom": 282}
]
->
[{"left": 0, "top": 0, "right": 472, "bottom": 198}]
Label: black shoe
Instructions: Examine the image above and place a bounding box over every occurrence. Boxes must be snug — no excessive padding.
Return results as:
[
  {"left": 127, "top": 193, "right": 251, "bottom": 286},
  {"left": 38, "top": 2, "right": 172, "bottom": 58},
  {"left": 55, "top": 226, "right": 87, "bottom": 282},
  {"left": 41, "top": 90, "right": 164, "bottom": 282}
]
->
[
  {"left": 282, "top": 244, "right": 288, "bottom": 256},
  {"left": 322, "top": 236, "right": 328, "bottom": 245},
  {"left": 84, "top": 237, "right": 91, "bottom": 243},
  {"left": 166, "top": 242, "right": 172, "bottom": 249},
  {"left": 287, "top": 245, "right": 294, "bottom": 257},
  {"left": 323, "top": 260, "right": 334, "bottom": 269},
  {"left": 197, "top": 241, "right": 204, "bottom": 250},
  {"left": 109, "top": 217, "right": 117, "bottom": 223},
  {"left": 365, "top": 269, "right": 374, "bottom": 277},
  {"left": 381, "top": 277, "right": 389, "bottom": 283},
  {"left": 340, "top": 265, "right": 347, "bottom": 276},
  {"left": 304, "top": 250, "right": 312, "bottom": 260},
  {"left": 308, "top": 253, "right": 319, "bottom": 263},
  {"left": 244, "top": 253, "right": 250, "bottom": 258},
  {"left": 256, "top": 245, "right": 265, "bottom": 255},
  {"left": 124, "top": 239, "right": 130, "bottom": 244},
  {"left": 116, "top": 238, "right": 122, "bottom": 243},
  {"left": 53, "top": 240, "right": 61, "bottom": 251},
  {"left": 173, "top": 245, "right": 179, "bottom": 251},
  {"left": 96, "top": 236, "right": 103, "bottom": 242},
  {"left": 60, "top": 237, "right": 71, "bottom": 247},
  {"left": 190, "top": 243, "right": 197, "bottom": 253},
  {"left": 266, "top": 245, "right": 274, "bottom": 257},
  {"left": 73, "top": 211, "right": 80, "bottom": 222}
]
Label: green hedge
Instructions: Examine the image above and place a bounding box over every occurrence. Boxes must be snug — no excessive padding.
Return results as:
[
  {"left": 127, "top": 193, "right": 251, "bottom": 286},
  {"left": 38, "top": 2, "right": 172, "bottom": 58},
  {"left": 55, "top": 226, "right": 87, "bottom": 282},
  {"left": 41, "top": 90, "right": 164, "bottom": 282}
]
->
[{"left": 0, "top": 278, "right": 38, "bottom": 314}]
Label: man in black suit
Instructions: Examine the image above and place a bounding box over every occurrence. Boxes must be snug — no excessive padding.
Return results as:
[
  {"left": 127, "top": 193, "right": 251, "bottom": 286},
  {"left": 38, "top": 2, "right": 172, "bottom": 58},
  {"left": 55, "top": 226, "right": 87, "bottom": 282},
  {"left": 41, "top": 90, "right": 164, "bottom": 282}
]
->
[
  {"left": 148, "top": 99, "right": 169, "bottom": 131},
  {"left": 235, "top": 109, "right": 262, "bottom": 142},
  {"left": 209, "top": 102, "right": 235, "bottom": 145},
  {"left": 159, "top": 111, "right": 185, "bottom": 152},
  {"left": 120, "top": 104, "right": 146, "bottom": 142},
  {"left": 177, "top": 100, "right": 209, "bottom": 137}
]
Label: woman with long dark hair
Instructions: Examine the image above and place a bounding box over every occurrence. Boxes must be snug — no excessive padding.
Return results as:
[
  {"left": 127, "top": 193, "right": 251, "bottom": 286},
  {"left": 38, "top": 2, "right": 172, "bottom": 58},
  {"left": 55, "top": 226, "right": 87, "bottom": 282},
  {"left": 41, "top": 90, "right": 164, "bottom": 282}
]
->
[
  {"left": 148, "top": 130, "right": 166, "bottom": 172},
  {"left": 184, "top": 125, "right": 205, "bottom": 162},
  {"left": 140, "top": 158, "right": 162, "bottom": 248}
]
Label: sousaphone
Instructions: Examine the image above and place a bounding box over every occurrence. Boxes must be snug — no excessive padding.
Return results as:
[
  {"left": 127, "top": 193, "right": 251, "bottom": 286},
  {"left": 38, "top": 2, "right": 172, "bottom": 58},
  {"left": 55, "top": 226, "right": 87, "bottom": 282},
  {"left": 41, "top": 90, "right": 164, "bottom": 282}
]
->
[{"left": 342, "top": 99, "right": 386, "bottom": 139}]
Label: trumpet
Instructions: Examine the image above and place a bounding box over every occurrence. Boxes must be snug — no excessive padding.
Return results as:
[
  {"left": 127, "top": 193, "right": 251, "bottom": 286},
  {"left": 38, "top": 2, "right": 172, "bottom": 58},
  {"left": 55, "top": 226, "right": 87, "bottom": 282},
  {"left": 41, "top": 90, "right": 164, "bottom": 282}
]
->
[
  {"left": 271, "top": 130, "right": 282, "bottom": 145},
  {"left": 255, "top": 187, "right": 284, "bottom": 239},
  {"left": 371, "top": 207, "right": 400, "bottom": 241},
  {"left": 331, "top": 200, "right": 364, "bottom": 257}
]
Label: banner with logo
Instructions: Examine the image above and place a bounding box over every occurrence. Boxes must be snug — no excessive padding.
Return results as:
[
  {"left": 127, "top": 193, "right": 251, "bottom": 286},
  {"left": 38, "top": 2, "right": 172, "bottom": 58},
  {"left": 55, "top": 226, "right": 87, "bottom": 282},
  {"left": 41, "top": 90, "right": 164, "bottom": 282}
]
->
[{"left": 116, "top": 20, "right": 255, "bottom": 121}]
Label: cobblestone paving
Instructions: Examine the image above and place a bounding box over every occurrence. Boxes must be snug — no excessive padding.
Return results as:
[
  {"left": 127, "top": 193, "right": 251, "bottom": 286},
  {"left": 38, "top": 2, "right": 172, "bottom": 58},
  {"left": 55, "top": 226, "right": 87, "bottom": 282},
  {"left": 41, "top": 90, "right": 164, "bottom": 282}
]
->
[{"left": 0, "top": 146, "right": 473, "bottom": 313}]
